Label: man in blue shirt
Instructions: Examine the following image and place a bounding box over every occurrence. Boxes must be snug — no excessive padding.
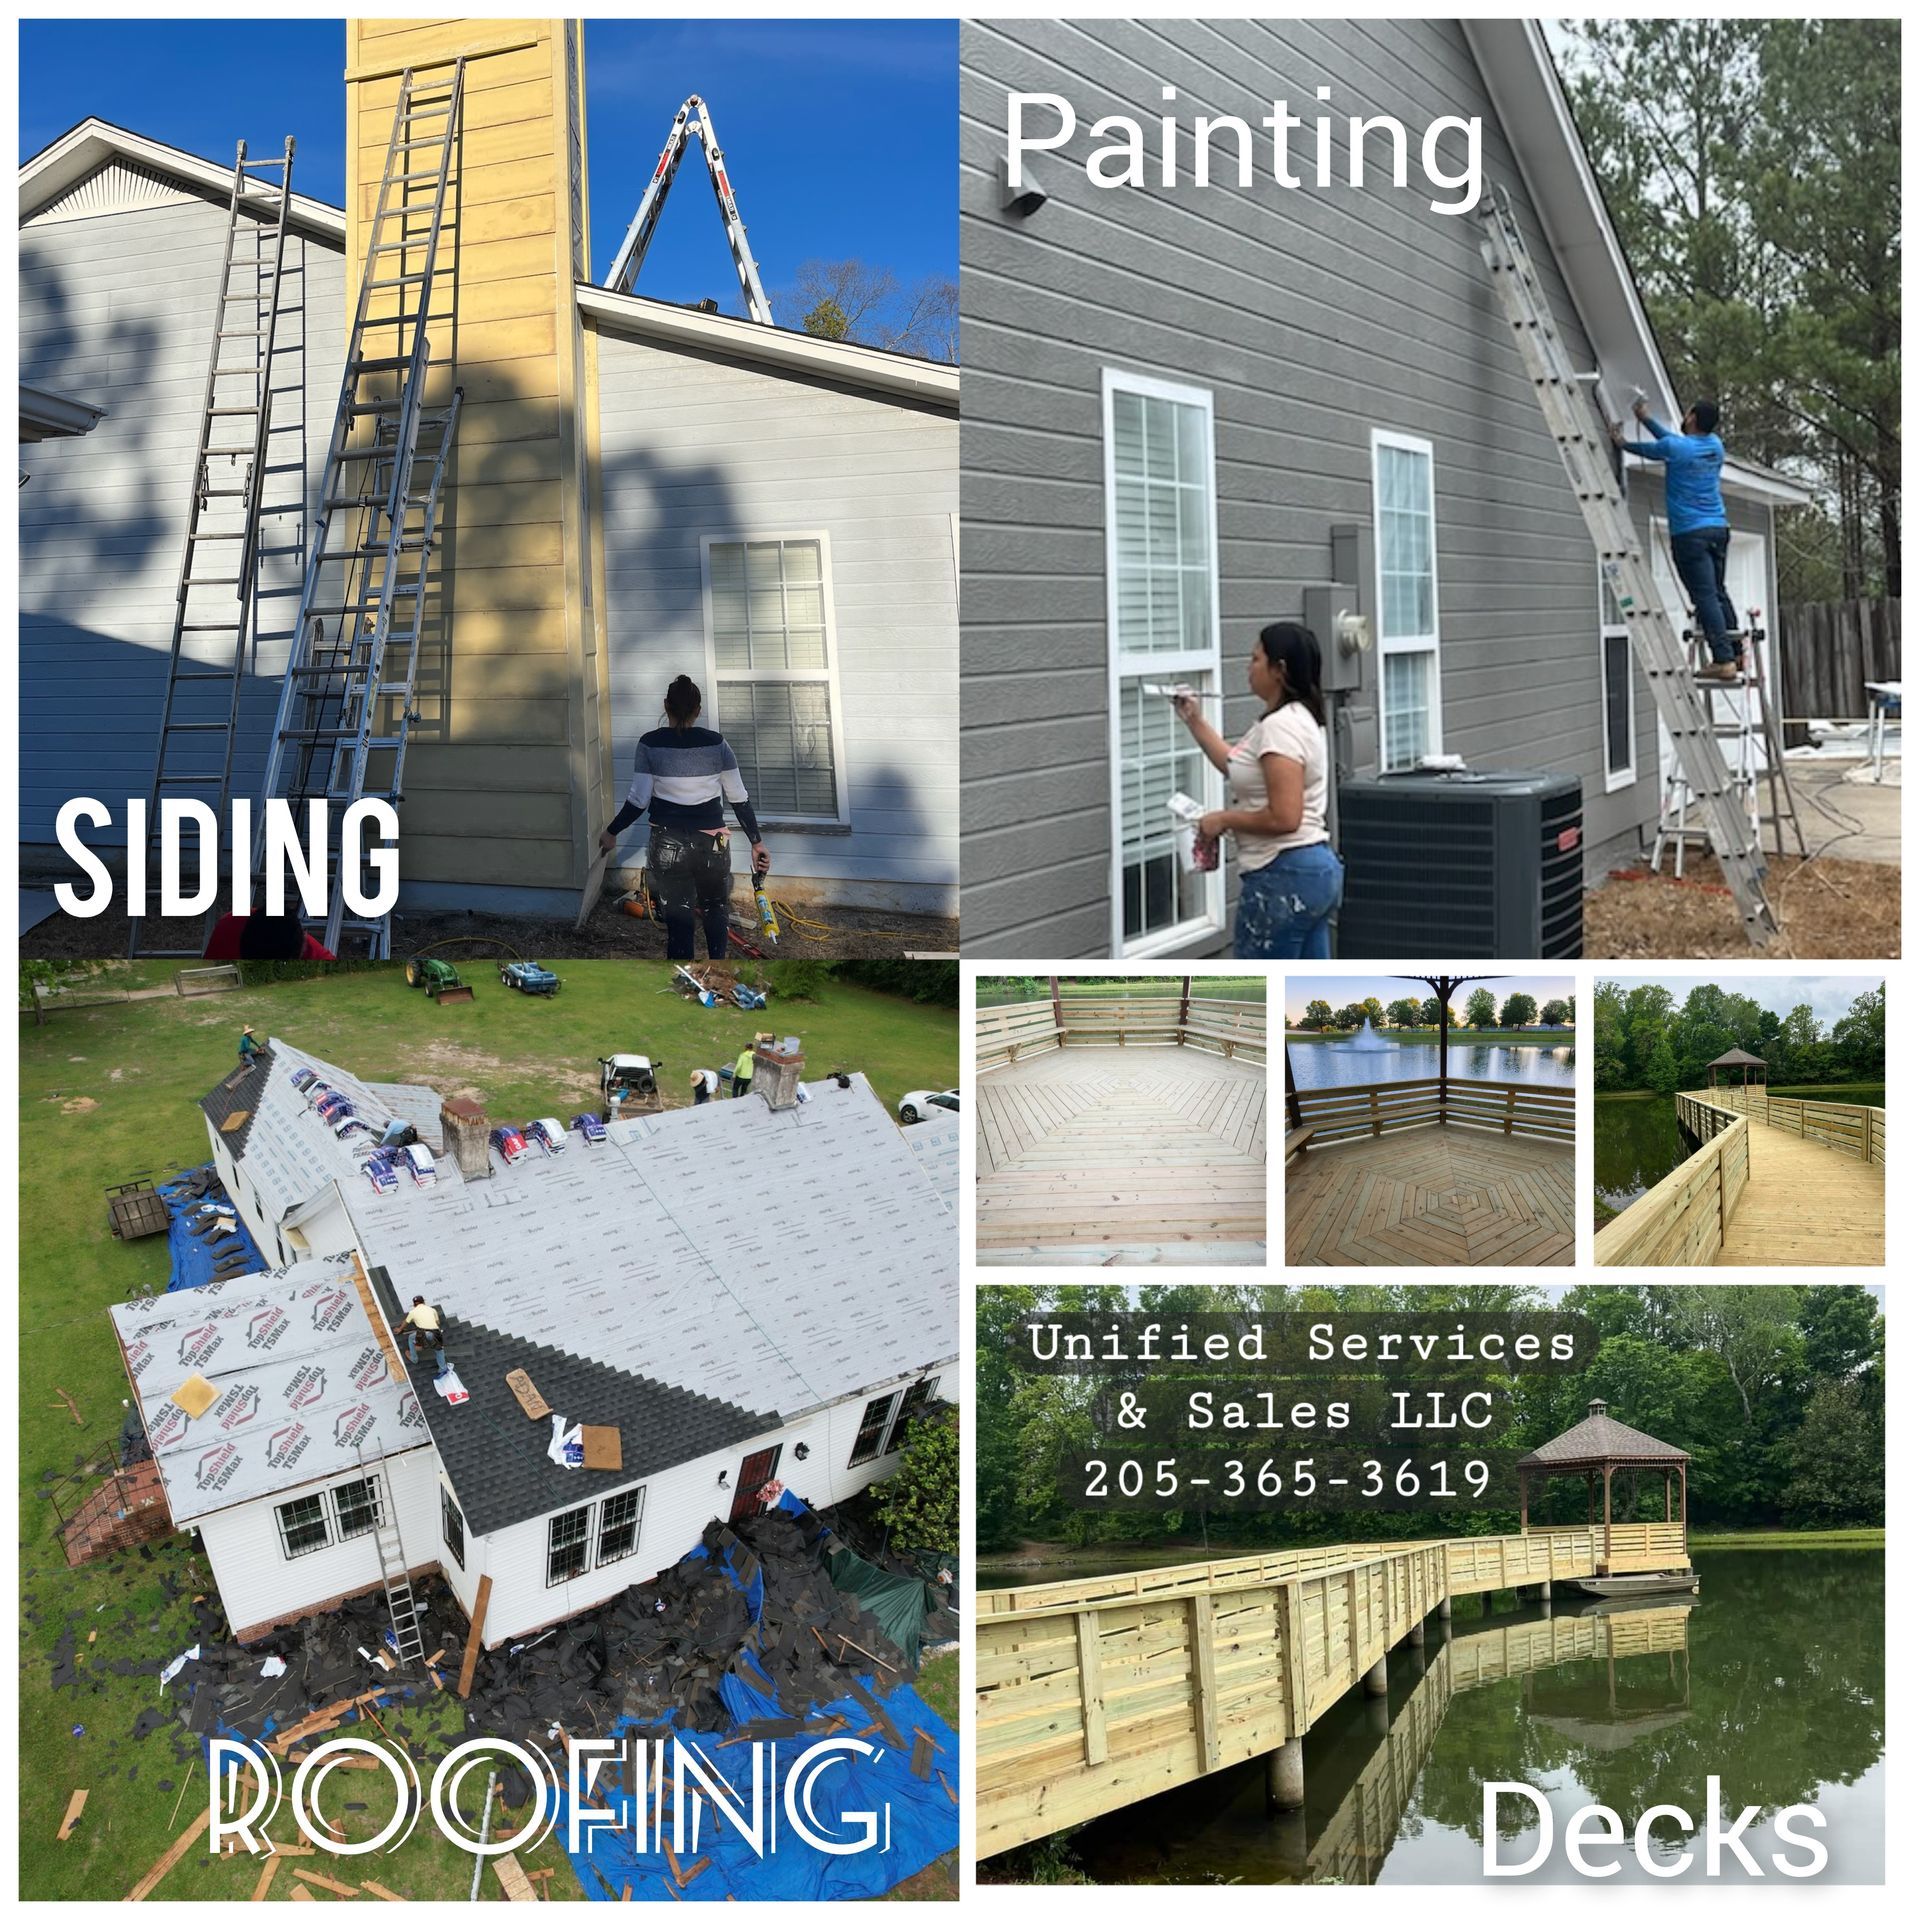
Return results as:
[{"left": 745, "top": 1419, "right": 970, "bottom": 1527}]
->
[{"left": 1611, "top": 397, "right": 1742, "bottom": 680}]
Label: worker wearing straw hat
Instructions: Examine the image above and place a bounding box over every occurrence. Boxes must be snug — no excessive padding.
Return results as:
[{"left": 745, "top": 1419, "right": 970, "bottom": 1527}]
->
[{"left": 237, "top": 1025, "right": 262, "bottom": 1064}]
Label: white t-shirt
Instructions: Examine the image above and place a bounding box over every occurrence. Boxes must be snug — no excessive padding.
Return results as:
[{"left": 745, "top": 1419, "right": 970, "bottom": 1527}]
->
[{"left": 1225, "top": 703, "right": 1329, "bottom": 871}]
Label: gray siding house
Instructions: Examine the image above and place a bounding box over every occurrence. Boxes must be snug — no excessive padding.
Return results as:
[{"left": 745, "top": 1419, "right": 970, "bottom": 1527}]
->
[
  {"left": 19, "top": 121, "right": 959, "bottom": 916},
  {"left": 958, "top": 18, "right": 1809, "bottom": 958}
]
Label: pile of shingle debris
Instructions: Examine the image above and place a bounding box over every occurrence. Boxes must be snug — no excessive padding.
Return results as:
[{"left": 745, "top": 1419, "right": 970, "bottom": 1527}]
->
[{"left": 60, "top": 1504, "right": 916, "bottom": 1782}]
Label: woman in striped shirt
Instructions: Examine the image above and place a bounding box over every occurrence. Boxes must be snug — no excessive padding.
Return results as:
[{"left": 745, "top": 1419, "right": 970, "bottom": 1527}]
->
[{"left": 600, "top": 675, "right": 770, "bottom": 959}]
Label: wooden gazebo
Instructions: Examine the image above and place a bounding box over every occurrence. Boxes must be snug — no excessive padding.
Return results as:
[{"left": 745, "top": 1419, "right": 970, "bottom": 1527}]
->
[
  {"left": 1517, "top": 1399, "right": 1690, "bottom": 1569},
  {"left": 1705, "top": 1047, "right": 1768, "bottom": 1094}
]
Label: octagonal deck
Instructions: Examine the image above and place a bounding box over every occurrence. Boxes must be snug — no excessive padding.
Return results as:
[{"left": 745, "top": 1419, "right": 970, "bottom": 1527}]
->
[
  {"left": 1287, "top": 1124, "right": 1575, "bottom": 1266},
  {"left": 976, "top": 1045, "right": 1268, "bottom": 1264}
]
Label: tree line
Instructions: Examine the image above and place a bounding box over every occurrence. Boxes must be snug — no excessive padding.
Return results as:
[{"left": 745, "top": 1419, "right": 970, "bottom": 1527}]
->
[
  {"left": 978, "top": 1283, "right": 1884, "bottom": 1555},
  {"left": 1289, "top": 988, "right": 1572, "bottom": 1031},
  {"left": 1594, "top": 979, "right": 1884, "bottom": 1094}
]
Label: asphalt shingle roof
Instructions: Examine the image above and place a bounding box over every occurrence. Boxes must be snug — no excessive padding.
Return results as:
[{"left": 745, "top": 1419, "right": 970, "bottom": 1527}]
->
[
  {"left": 1518, "top": 1400, "right": 1690, "bottom": 1468},
  {"left": 198, "top": 1046, "right": 275, "bottom": 1156}
]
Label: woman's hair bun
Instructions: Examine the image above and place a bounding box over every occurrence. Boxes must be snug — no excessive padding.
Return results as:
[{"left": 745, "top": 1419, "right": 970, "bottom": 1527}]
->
[{"left": 664, "top": 674, "right": 703, "bottom": 721}]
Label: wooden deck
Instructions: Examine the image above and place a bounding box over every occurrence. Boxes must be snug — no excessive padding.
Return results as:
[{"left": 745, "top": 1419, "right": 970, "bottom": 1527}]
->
[
  {"left": 976, "top": 1045, "right": 1268, "bottom": 1264},
  {"left": 976, "top": 1523, "right": 1690, "bottom": 1857},
  {"left": 1286, "top": 1125, "right": 1574, "bottom": 1266},
  {"left": 1594, "top": 1087, "right": 1884, "bottom": 1266}
]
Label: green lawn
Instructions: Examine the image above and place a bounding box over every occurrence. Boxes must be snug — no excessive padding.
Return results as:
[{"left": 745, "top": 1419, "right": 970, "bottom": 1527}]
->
[
  {"left": 18, "top": 960, "right": 958, "bottom": 1900},
  {"left": 1689, "top": 1528, "right": 1884, "bottom": 1550}
]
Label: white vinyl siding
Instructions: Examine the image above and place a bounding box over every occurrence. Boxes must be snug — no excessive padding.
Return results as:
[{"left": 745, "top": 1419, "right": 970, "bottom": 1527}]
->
[
  {"left": 276, "top": 1476, "right": 381, "bottom": 1560},
  {"left": 1372, "top": 431, "right": 1441, "bottom": 770},
  {"left": 546, "top": 1484, "right": 650, "bottom": 1587},
  {"left": 1103, "top": 369, "right": 1225, "bottom": 955},
  {"left": 1600, "top": 570, "right": 1636, "bottom": 790},
  {"left": 702, "top": 534, "right": 849, "bottom": 826}
]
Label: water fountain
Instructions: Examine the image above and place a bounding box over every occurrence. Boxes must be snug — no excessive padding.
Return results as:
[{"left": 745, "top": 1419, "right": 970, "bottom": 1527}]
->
[{"left": 1342, "top": 1018, "right": 1396, "bottom": 1051}]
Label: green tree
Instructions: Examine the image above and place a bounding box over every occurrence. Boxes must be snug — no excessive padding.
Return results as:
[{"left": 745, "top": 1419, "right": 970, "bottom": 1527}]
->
[
  {"left": 866, "top": 1404, "right": 958, "bottom": 1551},
  {"left": 801, "top": 297, "right": 850, "bottom": 341},
  {"left": 1499, "top": 993, "right": 1538, "bottom": 1029},
  {"left": 1385, "top": 996, "right": 1421, "bottom": 1029},
  {"left": 1777, "top": 1379, "right": 1884, "bottom": 1526},
  {"left": 1644, "top": 1029, "right": 1679, "bottom": 1096},
  {"left": 1337, "top": 1003, "right": 1371, "bottom": 1031},
  {"left": 1541, "top": 998, "right": 1571, "bottom": 1026},
  {"left": 1465, "top": 987, "right": 1497, "bottom": 1028},
  {"left": 1301, "top": 999, "right": 1334, "bottom": 1031}
]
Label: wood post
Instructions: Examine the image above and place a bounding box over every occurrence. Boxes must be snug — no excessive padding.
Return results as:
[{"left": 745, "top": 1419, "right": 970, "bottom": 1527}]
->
[
  {"left": 1602, "top": 1465, "right": 1613, "bottom": 1571},
  {"left": 1074, "top": 1610, "right": 1108, "bottom": 1766},
  {"left": 1189, "top": 1595, "right": 1220, "bottom": 1771},
  {"left": 1178, "top": 975, "right": 1191, "bottom": 1040},
  {"left": 457, "top": 1574, "right": 492, "bottom": 1699},
  {"left": 1049, "top": 976, "right": 1064, "bottom": 1049}
]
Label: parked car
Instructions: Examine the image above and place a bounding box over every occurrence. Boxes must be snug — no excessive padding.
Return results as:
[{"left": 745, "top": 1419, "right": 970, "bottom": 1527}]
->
[{"left": 898, "top": 1088, "right": 960, "bottom": 1124}]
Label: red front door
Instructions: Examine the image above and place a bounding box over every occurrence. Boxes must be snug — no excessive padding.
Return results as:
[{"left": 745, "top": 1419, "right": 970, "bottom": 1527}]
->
[{"left": 729, "top": 1445, "right": 782, "bottom": 1522}]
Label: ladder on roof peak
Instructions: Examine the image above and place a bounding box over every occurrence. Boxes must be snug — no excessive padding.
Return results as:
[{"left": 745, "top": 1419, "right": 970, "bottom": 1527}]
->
[
  {"left": 257, "top": 63, "right": 467, "bottom": 959},
  {"left": 130, "top": 138, "right": 301, "bottom": 959},
  {"left": 604, "top": 93, "right": 774, "bottom": 325},
  {"left": 1476, "top": 188, "right": 1779, "bottom": 946}
]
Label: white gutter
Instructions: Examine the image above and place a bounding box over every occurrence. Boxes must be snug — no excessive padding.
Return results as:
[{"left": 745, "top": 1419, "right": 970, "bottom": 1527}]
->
[
  {"left": 576, "top": 284, "right": 959, "bottom": 409},
  {"left": 20, "top": 382, "right": 106, "bottom": 440}
]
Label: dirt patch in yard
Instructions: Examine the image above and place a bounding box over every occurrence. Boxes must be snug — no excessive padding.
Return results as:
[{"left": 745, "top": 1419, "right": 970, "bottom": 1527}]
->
[{"left": 1586, "top": 857, "right": 1900, "bottom": 958}]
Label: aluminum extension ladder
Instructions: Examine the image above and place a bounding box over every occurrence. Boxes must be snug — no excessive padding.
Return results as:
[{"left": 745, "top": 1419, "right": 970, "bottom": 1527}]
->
[
  {"left": 1653, "top": 619, "right": 1807, "bottom": 877},
  {"left": 359, "top": 1455, "right": 425, "bottom": 1667},
  {"left": 1476, "top": 188, "right": 1779, "bottom": 944},
  {"left": 604, "top": 93, "right": 774, "bottom": 323},
  {"left": 257, "top": 62, "right": 467, "bottom": 958},
  {"left": 130, "top": 139, "right": 300, "bottom": 958}
]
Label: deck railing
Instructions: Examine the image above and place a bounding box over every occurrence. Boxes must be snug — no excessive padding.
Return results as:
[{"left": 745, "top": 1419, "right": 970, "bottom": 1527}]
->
[
  {"left": 1594, "top": 1093, "right": 1750, "bottom": 1266},
  {"left": 1711, "top": 1085, "right": 1886, "bottom": 1165},
  {"left": 1285, "top": 1075, "right": 1574, "bottom": 1159},
  {"left": 977, "top": 993, "right": 1267, "bottom": 1073},
  {"left": 976, "top": 1523, "right": 1688, "bottom": 1857}
]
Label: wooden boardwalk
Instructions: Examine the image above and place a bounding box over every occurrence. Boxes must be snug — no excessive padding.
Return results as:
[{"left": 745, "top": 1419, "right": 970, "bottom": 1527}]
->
[
  {"left": 1286, "top": 1127, "right": 1573, "bottom": 1266},
  {"left": 1715, "top": 1104, "right": 1884, "bottom": 1264},
  {"left": 976, "top": 1524, "right": 1690, "bottom": 1858},
  {"left": 976, "top": 1046, "right": 1267, "bottom": 1264}
]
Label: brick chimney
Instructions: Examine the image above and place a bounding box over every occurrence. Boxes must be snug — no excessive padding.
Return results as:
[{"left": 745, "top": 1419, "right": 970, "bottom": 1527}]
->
[
  {"left": 754, "top": 1036, "right": 805, "bottom": 1113},
  {"left": 441, "top": 1097, "right": 490, "bottom": 1180}
]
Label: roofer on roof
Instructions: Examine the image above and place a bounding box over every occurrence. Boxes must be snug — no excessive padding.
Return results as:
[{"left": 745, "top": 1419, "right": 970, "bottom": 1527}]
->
[
  {"left": 400, "top": 1295, "right": 448, "bottom": 1378},
  {"left": 600, "top": 673, "right": 771, "bottom": 961},
  {"left": 1610, "top": 397, "right": 1743, "bottom": 681},
  {"left": 237, "top": 1025, "right": 261, "bottom": 1063}
]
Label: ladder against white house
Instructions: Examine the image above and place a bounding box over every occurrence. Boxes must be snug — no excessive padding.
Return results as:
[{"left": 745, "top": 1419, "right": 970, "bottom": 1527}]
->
[
  {"left": 130, "top": 139, "right": 302, "bottom": 958},
  {"left": 1476, "top": 188, "right": 1779, "bottom": 945},
  {"left": 604, "top": 93, "right": 775, "bottom": 324},
  {"left": 1653, "top": 617, "right": 1807, "bottom": 877},
  {"left": 364, "top": 1463, "right": 426, "bottom": 1667},
  {"left": 257, "top": 63, "right": 467, "bottom": 958}
]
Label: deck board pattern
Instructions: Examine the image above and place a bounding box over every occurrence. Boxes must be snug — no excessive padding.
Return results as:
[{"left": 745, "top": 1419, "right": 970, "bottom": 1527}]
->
[
  {"left": 1288, "top": 1125, "right": 1573, "bottom": 1266},
  {"left": 976, "top": 1046, "right": 1267, "bottom": 1263},
  {"left": 1716, "top": 1114, "right": 1884, "bottom": 1265}
]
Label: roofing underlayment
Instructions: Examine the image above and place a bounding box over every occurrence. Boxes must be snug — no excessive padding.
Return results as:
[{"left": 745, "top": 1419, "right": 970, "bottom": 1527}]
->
[
  {"left": 903, "top": 1107, "right": 959, "bottom": 1214},
  {"left": 109, "top": 1253, "right": 428, "bottom": 1524},
  {"left": 343, "top": 1071, "right": 956, "bottom": 1419}
]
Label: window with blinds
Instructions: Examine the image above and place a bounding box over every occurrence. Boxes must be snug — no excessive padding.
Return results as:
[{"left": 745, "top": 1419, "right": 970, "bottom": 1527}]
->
[
  {"left": 1104, "top": 370, "right": 1224, "bottom": 954},
  {"left": 704, "top": 536, "right": 846, "bottom": 823},
  {"left": 1372, "top": 431, "right": 1441, "bottom": 770}
]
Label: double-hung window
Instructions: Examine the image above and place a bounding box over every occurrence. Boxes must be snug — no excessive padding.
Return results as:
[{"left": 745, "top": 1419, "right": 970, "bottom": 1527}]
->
[
  {"left": 848, "top": 1390, "right": 898, "bottom": 1468},
  {"left": 702, "top": 535, "right": 847, "bottom": 825},
  {"left": 1371, "top": 430, "right": 1441, "bottom": 770},
  {"left": 547, "top": 1504, "right": 593, "bottom": 1587},
  {"left": 1599, "top": 569, "right": 1636, "bottom": 789},
  {"left": 1103, "top": 370, "right": 1224, "bottom": 955},
  {"left": 275, "top": 1478, "right": 382, "bottom": 1560}
]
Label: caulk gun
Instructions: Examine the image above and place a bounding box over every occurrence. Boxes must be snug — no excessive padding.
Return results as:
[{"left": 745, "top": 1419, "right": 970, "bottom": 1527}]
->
[{"left": 752, "top": 857, "right": 778, "bottom": 947}]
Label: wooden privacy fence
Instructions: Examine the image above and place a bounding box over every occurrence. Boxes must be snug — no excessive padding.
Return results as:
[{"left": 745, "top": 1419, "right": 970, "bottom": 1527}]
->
[
  {"left": 1594, "top": 1094, "right": 1748, "bottom": 1266},
  {"left": 976, "top": 991, "right": 1267, "bottom": 1073},
  {"left": 1285, "top": 1076, "right": 1574, "bottom": 1158},
  {"left": 976, "top": 1524, "right": 1688, "bottom": 1857},
  {"left": 1776, "top": 598, "right": 1900, "bottom": 729},
  {"left": 1712, "top": 1085, "right": 1885, "bottom": 1165}
]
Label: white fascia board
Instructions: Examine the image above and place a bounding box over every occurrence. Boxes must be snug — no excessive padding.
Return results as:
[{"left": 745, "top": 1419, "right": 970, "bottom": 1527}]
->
[
  {"left": 576, "top": 284, "right": 959, "bottom": 410},
  {"left": 21, "top": 117, "right": 346, "bottom": 245}
]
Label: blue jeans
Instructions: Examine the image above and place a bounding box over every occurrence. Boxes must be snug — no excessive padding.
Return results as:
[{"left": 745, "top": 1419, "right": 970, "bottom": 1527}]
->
[
  {"left": 1234, "top": 843, "right": 1344, "bottom": 959},
  {"left": 1669, "top": 527, "right": 1739, "bottom": 663},
  {"left": 407, "top": 1330, "right": 448, "bottom": 1377}
]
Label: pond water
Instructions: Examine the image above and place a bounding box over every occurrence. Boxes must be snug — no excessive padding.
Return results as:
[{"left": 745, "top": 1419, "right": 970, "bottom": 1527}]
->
[
  {"left": 1289, "top": 1041, "right": 1575, "bottom": 1090},
  {"left": 1595, "top": 1088, "right": 1887, "bottom": 1213},
  {"left": 988, "top": 1548, "right": 1883, "bottom": 1885}
]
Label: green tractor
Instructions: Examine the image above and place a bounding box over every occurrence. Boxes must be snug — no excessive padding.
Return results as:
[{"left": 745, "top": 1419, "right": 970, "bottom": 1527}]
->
[{"left": 404, "top": 954, "right": 475, "bottom": 1004}]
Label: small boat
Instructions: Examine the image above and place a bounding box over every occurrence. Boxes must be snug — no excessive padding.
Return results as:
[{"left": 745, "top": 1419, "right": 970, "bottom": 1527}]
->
[{"left": 1566, "top": 1570, "right": 1700, "bottom": 1598}]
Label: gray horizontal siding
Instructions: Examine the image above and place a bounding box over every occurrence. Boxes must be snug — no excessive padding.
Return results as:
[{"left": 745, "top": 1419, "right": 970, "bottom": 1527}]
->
[
  {"left": 593, "top": 331, "right": 958, "bottom": 893},
  {"left": 20, "top": 190, "right": 347, "bottom": 849},
  {"left": 958, "top": 16, "right": 1671, "bottom": 956}
]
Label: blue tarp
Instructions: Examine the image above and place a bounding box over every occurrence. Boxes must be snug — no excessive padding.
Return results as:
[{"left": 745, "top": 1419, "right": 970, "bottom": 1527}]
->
[
  {"left": 558, "top": 1494, "right": 958, "bottom": 1900},
  {"left": 161, "top": 1164, "right": 267, "bottom": 1290}
]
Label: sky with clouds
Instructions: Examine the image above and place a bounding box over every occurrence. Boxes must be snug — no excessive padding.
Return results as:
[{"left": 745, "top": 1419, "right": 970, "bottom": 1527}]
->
[{"left": 1601, "top": 974, "right": 1885, "bottom": 1029}]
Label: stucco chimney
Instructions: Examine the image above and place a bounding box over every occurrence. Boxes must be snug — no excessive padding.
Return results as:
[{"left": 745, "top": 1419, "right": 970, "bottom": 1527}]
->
[
  {"left": 441, "top": 1097, "right": 490, "bottom": 1180},
  {"left": 754, "top": 1036, "right": 805, "bottom": 1113}
]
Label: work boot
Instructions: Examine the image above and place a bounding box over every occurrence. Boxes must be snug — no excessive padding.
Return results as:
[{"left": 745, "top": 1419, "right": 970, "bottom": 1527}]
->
[{"left": 1701, "top": 662, "right": 1740, "bottom": 682}]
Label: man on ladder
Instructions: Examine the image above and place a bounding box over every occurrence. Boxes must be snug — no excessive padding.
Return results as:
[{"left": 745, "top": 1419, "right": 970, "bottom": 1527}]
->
[{"left": 1610, "top": 397, "right": 1742, "bottom": 681}]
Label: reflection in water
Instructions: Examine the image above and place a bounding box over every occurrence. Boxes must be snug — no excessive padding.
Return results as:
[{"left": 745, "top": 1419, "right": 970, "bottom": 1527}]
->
[
  {"left": 1593, "top": 1094, "right": 1690, "bottom": 1209},
  {"left": 1288, "top": 1042, "right": 1575, "bottom": 1091},
  {"left": 1055, "top": 1551, "right": 1881, "bottom": 1885}
]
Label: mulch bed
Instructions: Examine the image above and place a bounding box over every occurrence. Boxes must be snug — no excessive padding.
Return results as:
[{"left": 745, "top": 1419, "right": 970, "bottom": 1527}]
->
[{"left": 1585, "top": 857, "right": 1900, "bottom": 959}]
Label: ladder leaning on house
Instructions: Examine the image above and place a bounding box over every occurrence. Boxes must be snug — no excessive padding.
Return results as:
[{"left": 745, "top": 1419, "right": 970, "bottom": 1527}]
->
[
  {"left": 256, "top": 62, "right": 467, "bottom": 959},
  {"left": 359, "top": 1454, "right": 426, "bottom": 1667},
  {"left": 1476, "top": 187, "right": 1779, "bottom": 946},
  {"left": 129, "top": 139, "right": 300, "bottom": 960}
]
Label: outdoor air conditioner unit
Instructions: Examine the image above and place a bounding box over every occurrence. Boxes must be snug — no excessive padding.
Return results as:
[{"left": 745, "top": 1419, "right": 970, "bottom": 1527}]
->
[{"left": 1334, "top": 768, "right": 1585, "bottom": 958}]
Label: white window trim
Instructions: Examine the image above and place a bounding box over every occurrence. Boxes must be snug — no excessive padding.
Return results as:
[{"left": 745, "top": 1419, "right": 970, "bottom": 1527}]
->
[
  {"left": 1369, "top": 428, "right": 1442, "bottom": 770},
  {"left": 698, "top": 530, "right": 850, "bottom": 828},
  {"left": 1102, "top": 366, "right": 1226, "bottom": 958},
  {"left": 1598, "top": 566, "right": 1637, "bottom": 792}
]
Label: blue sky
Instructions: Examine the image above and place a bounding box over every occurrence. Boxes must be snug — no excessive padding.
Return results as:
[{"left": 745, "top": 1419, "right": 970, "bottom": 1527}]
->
[
  {"left": 19, "top": 19, "right": 957, "bottom": 312},
  {"left": 1284, "top": 976, "right": 1575, "bottom": 1021}
]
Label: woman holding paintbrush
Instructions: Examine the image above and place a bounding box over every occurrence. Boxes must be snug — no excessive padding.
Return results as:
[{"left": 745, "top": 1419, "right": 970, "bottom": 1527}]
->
[{"left": 1173, "top": 622, "right": 1342, "bottom": 959}]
